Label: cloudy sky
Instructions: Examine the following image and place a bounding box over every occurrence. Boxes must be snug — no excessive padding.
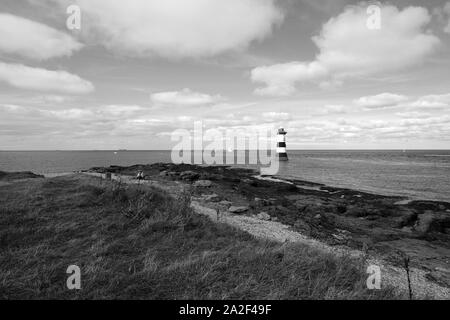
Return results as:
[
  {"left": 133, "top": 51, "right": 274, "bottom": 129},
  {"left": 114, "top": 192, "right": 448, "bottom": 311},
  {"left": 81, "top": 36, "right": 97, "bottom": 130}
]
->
[{"left": 1, "top": 0, "right": 450, "bottom": 150}]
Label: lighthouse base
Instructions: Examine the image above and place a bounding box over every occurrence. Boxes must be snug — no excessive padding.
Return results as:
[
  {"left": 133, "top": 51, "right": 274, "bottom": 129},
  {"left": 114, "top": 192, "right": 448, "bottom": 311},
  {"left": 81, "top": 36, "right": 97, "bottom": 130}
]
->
[{"left": 277, "top": 153, "right": 288, "bottom": 161}]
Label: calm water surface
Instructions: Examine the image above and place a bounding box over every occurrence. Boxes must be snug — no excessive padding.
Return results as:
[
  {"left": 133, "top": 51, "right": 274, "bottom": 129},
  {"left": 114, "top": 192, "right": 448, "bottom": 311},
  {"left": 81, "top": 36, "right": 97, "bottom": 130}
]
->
[{"left": 0, "top": 150, "right": 449, "bottom": 201}]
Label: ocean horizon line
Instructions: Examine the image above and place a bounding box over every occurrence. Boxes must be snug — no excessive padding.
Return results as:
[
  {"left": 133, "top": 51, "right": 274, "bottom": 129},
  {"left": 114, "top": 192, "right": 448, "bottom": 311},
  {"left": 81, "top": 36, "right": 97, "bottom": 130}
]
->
[{"left": 1, "top": 149, "right": 450, "bottom": 152}]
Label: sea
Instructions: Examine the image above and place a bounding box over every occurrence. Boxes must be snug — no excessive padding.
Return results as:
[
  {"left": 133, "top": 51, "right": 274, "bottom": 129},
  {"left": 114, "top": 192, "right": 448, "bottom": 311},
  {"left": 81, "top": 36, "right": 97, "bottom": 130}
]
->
[{"left": 0, "top": 150, "right": 449, "bottom": 202}]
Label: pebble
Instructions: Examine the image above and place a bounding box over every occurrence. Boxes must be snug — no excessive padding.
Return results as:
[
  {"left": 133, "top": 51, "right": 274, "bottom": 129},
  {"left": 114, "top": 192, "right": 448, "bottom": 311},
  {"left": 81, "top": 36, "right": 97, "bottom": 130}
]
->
[{"left": 257, "top": 212, "right": 271, "bottom": 221}]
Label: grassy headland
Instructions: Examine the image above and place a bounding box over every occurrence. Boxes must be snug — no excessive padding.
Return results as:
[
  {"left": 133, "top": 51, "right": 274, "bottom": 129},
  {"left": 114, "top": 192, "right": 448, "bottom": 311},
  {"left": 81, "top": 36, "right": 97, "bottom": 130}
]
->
[{"left": 0, "top": 174, "right": 399, "bottom": 299}]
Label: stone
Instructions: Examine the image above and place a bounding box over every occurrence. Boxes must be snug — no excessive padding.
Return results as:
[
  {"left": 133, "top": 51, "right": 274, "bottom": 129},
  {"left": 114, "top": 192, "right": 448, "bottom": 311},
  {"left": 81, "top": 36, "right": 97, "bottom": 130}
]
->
[
  {"left": 159, "top": 170, "right": 168, "bottom": 176},
  {"left": 202, "top": 193, "right": 220, "bottom": 202},
  {"left": 345, "top": 206, "right": 368, "bottom": 218},
  {"left": 332, "top": 234, "right": 346, "bottom": 241},
  {"left": 193, "top": 180, "right": 212, "bottom": 188},
  {"left": 254, "top": 197, "right": 264, "bottom": 206},
  {"left": 179, "top": 171, "right": 200, "bottom": 181},
  {"left": 294, "top": 201, "right": 308, "bottom": 211},
  {"left": 401, "top": 227, "right": 413, "bottom": 233},
  {"left": 255, "top": 198, "right": 276, "bottom": 206},
  {"left": 241, "top": 178, "right": 258, "bottom": 186},
  {"left": 413, "top": 211, "right": 450, "bottom": 234},
  {"left": 219, "top": 200, "right": 232, "bottom": 207},
  {"left": 275, "top": 205, "right": 290, "bottom": 214},
  {"left": 294, "top": 219, "right": 312, "bottom": 233},
  {"left": 394, "top": 199, "right": 412, "bottom": 205},
  {"left": 435, "top": 267, "right": 450, "bottom": 273},
  {"left": 394, "top": 211, "right": 417, "bottom": 228},
  {"left": 257, "top": 212, "right": 271, "bottom": 221},
  {"left": 276, "top": 183, "right": 298, "bottom": 192},
  {"left": 228, "top": 206, "right": 249, "bottom": 214},
  {"left": 426, "top": 270, "right": 450, "bottom": 288},
  {"left": 314, "top": 214, "right": 321, "bottom": 219}
]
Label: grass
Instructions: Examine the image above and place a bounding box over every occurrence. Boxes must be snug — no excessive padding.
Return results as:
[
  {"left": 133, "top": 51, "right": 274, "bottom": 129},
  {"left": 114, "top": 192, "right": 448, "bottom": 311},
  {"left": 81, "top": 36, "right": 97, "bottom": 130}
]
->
[
  {"left": 0, "top": 175, "right": 400, "bottom": 299},
  {"left": 0, "top": 171, "right": 43, "bottom": 181}
]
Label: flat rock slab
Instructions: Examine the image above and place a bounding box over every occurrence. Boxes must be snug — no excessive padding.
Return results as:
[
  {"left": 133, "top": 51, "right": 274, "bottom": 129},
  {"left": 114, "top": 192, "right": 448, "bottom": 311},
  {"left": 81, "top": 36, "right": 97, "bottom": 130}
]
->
[
  {"left": 193, "top": 180, "right": 212, "bottom": 188},
  {"left": 228, "top": 206, "right": 249, "bottom": 213},
  {"left": 219, "top": 200, "right": 232, "bottom": 207},
  {"left": 201, "top": 193, "right": 220, "bottom": 202}
]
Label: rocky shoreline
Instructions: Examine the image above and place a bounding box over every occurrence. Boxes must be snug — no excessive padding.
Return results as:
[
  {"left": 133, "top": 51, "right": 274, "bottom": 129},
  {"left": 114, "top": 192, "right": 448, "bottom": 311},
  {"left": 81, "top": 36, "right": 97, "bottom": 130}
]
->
[{"left": 88, "top": 162, "right": 450, "bottom": 290}]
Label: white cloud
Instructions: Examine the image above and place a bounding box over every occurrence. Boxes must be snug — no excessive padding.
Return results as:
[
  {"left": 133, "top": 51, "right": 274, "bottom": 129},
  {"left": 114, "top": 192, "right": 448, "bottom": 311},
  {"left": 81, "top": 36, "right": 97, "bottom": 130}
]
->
[
  {"left": 0, "top": 13, "right": 82, "bottom": 60},
  {"left": 0, "top": 104, "right": 28, "bottom": 113},
  {"left": 47, "top": 95, "right": 73, "bottom": 103},
  {"left": 396, "top": 111, "right": 432, "bottom": 118},
  {"left": 410, "top": 93, "right": 450, "bottom": 108},
  {"left": 399, "top": 115, "right": 450, "bottom": 127},
  {"left": 99, "top": 105, "right": 144, "bottom": 117},
  {"left": 353, "top": 93, "right": 450, "bottom": 110},
  {"left": 251, "top": 4, "right": 440, "bottom": 96},
  {"left": 57, "top": 0, "right": 282, "bottom": 58},
  {"left": 320, "top": 104, "right": 349, "bottom": 114},
  {"left": 354, "top": 93, "right": 409, "bottom": 109},
  {"left": 262, "top": 112, "right": 292, "bottom": 121},
  {"left": 151, "top": 88, "right": 222, "bottom": 106},
  {"left": 48, "top": 108, "right": 94, "bottom": 120},
  {"left": 285, "top": 114, "right": 450, "bottom": 144},
  {"left": 252, "top": 62, "right": 327, "bottom": 96},
  {"left": 177, "top": 116, "right": 193, "bottom": 122},
  {"left": 0, "top": 102, "right": 168, "bottom": 141},
  {"left": 48, "top": 105, "right": 144, "bottom": 120},
  {"left": 0, "top": 62, "right": 94, "bottom": 94}
]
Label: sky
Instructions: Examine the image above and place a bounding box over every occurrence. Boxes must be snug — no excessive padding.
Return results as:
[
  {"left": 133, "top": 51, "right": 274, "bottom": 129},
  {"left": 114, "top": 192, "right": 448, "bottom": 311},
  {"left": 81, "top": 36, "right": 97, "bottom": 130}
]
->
[{"left": 0, "top": 0, "right": 450, "bottom": 150}]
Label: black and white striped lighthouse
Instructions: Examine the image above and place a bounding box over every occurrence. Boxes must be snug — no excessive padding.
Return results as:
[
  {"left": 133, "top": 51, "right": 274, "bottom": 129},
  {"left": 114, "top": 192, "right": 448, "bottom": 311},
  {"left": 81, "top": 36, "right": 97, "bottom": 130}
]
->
[{"left": 276, "top": 128, "right": 288, "bottom": 161}]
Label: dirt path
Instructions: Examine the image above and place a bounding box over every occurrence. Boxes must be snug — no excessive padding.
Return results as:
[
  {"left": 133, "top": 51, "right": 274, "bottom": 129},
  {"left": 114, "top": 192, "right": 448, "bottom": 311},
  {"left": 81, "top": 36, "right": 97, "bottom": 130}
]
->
[{"left": 80, "top": 172, "right": 449, "bottom": 299}]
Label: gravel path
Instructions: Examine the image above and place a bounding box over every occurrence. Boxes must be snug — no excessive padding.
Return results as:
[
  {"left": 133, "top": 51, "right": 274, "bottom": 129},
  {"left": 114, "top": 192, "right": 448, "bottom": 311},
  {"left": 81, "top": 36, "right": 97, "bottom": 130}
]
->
[{"left": 191, "top": 201, "right": 449, "bottom": 300}]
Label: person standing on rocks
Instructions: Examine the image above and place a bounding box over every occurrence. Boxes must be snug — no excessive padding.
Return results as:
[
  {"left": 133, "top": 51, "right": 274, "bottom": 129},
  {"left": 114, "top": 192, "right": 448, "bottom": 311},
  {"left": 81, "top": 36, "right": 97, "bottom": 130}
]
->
[{"left": 136, "top": 171, "right": 144, "bottom": 181}]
